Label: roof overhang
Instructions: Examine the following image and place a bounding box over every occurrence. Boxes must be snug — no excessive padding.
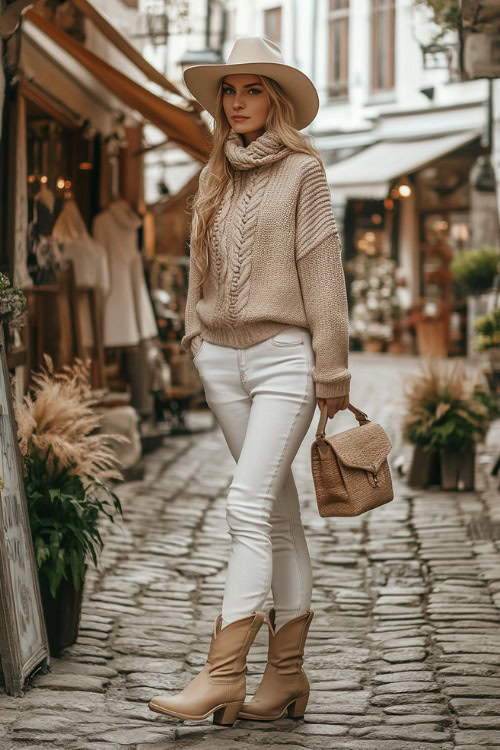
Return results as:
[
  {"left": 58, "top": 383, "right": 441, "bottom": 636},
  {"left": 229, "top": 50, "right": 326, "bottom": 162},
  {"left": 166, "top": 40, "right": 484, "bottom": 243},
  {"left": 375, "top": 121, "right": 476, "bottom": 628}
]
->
[{"left": 325, "top": 129, "right": 482, "bottom": 200}]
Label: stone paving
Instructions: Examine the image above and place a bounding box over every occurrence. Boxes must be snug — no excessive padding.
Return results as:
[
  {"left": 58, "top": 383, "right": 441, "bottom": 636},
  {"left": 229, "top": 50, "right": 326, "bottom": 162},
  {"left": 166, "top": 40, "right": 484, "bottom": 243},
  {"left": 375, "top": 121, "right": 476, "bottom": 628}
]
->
[{"left": 2, "top": 354, "right": 500, "bottom": 750}]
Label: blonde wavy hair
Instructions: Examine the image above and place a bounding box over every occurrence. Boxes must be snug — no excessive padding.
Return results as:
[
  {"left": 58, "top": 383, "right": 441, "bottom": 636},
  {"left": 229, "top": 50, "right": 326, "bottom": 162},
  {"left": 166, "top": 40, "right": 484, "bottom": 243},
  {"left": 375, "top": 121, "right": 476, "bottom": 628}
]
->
[{"left": 189, "top": 75, "right": 322, "bottom": 287}]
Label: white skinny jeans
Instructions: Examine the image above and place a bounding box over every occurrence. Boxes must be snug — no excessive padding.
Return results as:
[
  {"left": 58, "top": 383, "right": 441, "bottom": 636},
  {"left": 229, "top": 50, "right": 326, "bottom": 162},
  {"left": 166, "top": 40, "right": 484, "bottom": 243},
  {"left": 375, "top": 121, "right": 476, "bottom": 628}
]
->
[{"left": 192, "top": 326, "right": 317, "bottom": 631}]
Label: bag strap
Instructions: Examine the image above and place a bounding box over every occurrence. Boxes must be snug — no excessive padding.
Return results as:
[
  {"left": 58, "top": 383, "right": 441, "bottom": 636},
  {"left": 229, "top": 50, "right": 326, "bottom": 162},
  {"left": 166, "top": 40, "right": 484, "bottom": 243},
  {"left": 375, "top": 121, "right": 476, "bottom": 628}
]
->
[{"left": 315, "top": 402, "right": 370, "bottom": 439}]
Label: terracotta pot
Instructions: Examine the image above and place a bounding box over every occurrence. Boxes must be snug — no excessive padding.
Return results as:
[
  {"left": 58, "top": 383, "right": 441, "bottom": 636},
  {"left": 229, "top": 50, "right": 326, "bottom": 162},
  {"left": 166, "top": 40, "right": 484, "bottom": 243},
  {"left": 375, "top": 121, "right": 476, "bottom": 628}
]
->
[
  {"left": 38, "top": 574, "right": 84, "bottom": 656},
  {"left": 416, "top": 319, "right": 448, "bottom": 357},
  {"left": 363, "top": 338, "right": 384, "bottom": 353},
  {"left": 407, "top": 445, "right": 440, "bottom": 489},
  {"left": 387, "top": 339, "right": 408, "bottom": 355},
  {"left": 440, "top": 448, "right": 475, "bottom": 491}
]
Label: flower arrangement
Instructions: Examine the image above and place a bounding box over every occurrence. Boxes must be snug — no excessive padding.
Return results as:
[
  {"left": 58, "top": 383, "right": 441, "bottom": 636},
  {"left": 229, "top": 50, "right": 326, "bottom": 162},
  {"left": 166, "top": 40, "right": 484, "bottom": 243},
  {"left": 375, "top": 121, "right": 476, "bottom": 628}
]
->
[
  {"left": 15, "top": 356, "right": 123, "bottom": 598},
  {"left": 0, "top": 272, "right": 27, "bottom": 329},
  {"left": 403, "top": 360, "right": 491, "bottom": 453},
  {"left": 346, "top": 254, "right": 401, "bottom": 343}
]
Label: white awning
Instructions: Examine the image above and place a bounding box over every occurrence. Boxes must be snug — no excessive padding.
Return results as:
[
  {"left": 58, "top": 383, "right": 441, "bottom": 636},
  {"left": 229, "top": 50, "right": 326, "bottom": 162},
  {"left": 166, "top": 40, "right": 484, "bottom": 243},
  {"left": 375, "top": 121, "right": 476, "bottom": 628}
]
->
[{"left": 325, "top": 129, "right": 482, "bottom": 200}]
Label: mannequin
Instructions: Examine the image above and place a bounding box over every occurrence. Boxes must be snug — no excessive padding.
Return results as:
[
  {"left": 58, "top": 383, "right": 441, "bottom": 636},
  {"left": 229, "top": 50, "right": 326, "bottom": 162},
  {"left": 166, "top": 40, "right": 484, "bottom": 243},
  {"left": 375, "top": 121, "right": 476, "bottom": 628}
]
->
[
  {"left": 52, "top": 198, "right": 110, "bottom": 348},
  {"left": 93, "top": 198, "right": 159, "bottom": 419}
]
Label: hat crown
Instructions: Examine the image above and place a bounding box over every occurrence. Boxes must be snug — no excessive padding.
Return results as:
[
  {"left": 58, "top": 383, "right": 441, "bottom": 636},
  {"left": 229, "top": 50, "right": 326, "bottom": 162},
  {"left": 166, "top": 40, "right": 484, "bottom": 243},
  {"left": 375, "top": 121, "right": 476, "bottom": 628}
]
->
[{"left": 226, "top": 37, "right": 285, "bottom": 66}]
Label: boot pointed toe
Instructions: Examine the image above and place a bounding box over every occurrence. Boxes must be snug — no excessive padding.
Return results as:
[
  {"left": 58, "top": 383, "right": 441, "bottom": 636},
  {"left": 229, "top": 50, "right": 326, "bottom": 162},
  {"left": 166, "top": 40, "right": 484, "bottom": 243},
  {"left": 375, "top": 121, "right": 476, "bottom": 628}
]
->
[{"left": 146, "top": 612, "right": 265, "bottom": 724}]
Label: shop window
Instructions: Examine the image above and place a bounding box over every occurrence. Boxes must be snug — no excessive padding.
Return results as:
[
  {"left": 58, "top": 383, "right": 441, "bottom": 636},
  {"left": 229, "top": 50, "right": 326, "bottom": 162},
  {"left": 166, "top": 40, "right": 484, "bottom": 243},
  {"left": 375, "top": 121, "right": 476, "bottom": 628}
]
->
[
  {"left": 264, "top": 6, "right": 282, "bottom": 46},
  {"left": 327, "top": 0, "right": 349, "bottom": 98},
  {"left": 344, "top": 198, "right": 399, "bottom": 263},
  {"left": 370, "top": 0, "right": 395, "bottom": 92}
]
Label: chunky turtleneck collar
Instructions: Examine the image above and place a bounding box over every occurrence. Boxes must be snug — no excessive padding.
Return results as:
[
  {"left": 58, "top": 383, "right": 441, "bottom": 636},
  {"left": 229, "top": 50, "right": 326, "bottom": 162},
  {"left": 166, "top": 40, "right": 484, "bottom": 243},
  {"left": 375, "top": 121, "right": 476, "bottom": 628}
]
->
[{"left": 224, "top": 130, "right": 292, "bottom": 171}]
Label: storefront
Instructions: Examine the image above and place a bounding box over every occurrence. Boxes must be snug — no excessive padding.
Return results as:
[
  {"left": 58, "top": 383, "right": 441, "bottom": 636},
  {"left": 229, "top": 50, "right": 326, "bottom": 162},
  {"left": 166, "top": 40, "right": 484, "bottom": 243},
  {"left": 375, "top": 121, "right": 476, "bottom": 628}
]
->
[
  {"left": 327, "top": 128, "right": 487, "bottom": 356},
  {"left": 1, "top": 2, "right": 210, "bottom": 473}
]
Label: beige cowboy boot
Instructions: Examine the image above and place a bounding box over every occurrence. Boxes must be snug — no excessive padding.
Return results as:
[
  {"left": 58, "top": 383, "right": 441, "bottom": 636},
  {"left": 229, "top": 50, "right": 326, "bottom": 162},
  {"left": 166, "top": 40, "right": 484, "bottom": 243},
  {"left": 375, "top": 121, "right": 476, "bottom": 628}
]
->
[
  {"left": 238, "top": 607, "right": 314, "bottom": 721},
  {"left": 148, "top": 611, "right": 265, "bottom": 725}
]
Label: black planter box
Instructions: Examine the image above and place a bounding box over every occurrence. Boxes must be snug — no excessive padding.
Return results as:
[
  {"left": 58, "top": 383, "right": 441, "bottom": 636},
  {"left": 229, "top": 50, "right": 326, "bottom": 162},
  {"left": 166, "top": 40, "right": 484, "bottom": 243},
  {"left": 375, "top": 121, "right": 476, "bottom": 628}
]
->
[
  {"left": 38, "top": 575, "right": 83, "bottom": 657},
  {"left": 408, "top": 445, "right": 440, "bottom": 488},
  {"left": 440, "top": 449, "right": 475, "bottom": 491}
]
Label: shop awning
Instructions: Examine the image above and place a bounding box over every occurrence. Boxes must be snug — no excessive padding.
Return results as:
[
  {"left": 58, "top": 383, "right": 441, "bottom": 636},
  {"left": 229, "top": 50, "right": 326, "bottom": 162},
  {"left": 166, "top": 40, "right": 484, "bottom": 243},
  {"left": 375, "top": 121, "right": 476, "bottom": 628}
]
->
[
  {"left": 70, "top": 0, "right": 188, "bottom": 101},
  {"left": 326, "top": 130, "right": 482, "bottom": 200},
  {"left": 23, "top": 9, "right": 211, "bottom": 163}
]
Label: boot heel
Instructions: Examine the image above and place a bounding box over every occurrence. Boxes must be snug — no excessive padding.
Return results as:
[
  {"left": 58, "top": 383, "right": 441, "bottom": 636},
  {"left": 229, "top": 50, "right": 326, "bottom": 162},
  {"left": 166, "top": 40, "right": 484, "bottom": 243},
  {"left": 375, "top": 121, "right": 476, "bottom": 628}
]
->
[
  {"left": 287, "top": 693, "right": 309, "bottom": 719},
  {"left": 213, "top": 701, "right": 243, "bottom": 726}
]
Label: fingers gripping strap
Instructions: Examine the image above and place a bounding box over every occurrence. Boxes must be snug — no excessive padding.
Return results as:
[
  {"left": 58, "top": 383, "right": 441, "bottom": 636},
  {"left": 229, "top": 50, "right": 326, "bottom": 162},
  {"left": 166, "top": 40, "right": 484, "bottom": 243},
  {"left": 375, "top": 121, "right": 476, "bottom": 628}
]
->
[{"left": 315, "top": 403, "right": 369, "bottom": 439}]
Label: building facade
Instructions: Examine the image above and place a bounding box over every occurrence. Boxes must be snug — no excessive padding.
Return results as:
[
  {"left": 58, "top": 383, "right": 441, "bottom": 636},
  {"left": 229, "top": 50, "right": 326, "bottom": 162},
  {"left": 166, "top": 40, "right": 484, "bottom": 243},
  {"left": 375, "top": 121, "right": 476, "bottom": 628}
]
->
[{"left": 137, "top": 0, "right": 497, "bottom": 355}]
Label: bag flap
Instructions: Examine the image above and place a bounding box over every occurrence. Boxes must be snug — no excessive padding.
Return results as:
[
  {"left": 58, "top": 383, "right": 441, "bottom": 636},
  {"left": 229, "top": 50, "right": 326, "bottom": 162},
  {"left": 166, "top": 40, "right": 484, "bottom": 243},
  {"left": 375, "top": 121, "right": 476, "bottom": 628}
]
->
[{"left": 321, "top": 422, "right": 392, "bottom": 474}]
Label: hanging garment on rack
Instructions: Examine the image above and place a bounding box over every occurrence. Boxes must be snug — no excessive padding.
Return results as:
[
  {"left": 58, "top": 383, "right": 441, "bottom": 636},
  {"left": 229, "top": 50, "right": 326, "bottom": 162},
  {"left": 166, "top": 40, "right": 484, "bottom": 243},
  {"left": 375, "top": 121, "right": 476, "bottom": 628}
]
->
[
  {"left": 27, "top": 197, "right": 63, "bottom": 286},
  {"left": 92, "top": 199, "right": 158, "bottom": 348},
  {"left": 53, "top": 199, "right": 110, "bottom": 347}
]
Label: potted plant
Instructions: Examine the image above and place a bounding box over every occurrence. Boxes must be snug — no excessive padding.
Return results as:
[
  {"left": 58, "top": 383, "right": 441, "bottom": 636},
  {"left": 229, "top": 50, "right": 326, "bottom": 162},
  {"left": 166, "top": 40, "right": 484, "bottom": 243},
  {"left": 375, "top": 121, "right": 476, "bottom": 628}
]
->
[
  {"left": 475, "top": 308, "right": 500, "bottom": 366},
  {"left": 403, "top": 360, "right": 492, "bottom": 491},
  {"left": 0, "top": 272, "right": 27, "bottom": 338},
  {"left": 14, "top": 356, "right": 123, "bottom": 655},
  {"left": 451, "top": 246, "right": 500, "bottom": 356}
]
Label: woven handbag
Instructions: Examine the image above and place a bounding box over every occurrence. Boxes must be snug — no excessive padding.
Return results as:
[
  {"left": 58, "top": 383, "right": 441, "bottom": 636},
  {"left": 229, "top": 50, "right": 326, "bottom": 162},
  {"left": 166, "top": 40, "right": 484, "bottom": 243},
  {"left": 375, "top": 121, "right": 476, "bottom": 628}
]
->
[{"left": 311, "top": 403, "right": 393, "bottom": 517}]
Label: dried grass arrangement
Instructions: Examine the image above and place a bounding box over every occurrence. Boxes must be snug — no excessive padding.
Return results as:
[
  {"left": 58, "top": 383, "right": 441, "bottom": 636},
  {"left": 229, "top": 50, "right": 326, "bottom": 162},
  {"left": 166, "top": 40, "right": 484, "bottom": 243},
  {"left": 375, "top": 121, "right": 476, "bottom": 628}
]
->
[
  {"left": 15, "top": 356, "right": 124, "bottom": 598},
  {"left": 15, "top": 355, "right": 121, "bottom": 480},
  {"left": 402, "top": 359, "right": 491, "bottom": 452}
]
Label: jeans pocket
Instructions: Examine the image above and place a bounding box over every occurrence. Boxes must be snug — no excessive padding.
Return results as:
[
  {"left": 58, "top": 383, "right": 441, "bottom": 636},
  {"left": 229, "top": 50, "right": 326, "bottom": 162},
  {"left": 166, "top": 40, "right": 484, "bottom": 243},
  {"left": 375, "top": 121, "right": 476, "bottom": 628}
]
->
[{"left": 270, "top": 328, "right": 304, "bottom": 347}]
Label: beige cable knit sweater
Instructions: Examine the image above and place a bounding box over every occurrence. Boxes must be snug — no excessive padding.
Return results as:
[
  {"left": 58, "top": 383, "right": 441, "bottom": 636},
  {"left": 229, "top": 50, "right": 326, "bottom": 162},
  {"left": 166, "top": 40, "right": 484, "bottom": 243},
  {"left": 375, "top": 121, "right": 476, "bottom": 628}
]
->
[{"left": 181, "top": 130, "right": 350, "bottom": 398}]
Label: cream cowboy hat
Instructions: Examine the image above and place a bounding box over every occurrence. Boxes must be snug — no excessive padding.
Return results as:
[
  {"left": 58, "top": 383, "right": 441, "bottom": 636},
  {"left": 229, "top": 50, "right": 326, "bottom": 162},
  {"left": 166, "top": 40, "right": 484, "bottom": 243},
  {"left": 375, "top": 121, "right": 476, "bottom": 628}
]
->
[{"left": 183, "top": 37, "right": 319, "bottom": 131}]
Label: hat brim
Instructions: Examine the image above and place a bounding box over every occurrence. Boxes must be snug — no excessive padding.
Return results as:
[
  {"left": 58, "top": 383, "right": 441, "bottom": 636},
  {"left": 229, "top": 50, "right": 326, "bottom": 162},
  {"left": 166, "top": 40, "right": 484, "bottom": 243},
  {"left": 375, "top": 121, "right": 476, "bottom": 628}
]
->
[{"left": 183, "top": 62, "right": 319, "bottom": 131}]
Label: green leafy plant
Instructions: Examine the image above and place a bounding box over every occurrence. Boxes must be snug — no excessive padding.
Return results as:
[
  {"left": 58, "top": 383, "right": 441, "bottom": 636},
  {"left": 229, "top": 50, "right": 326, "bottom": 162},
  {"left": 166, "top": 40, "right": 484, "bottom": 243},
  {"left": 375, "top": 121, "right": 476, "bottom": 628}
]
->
[
  {"left": 450, "top": 247, "right": 500, "bottom": 295},
  {"left": 475, "top": 308, "right": 500, "bottom": 351},
  {"left": 414, "top": 0, "right": 460, "bottom": 36},
  {"left": 0, "top": 272, "right": 27, "bottom": 328},
  {"left": 15, "top": 356, "right": 124, "bottom": 598},
  {"left": 25, "top": 450, "right": 121, "bottom": 598},
  {"left": 403, "top": 360, "right": 491, "bottom": 452}
]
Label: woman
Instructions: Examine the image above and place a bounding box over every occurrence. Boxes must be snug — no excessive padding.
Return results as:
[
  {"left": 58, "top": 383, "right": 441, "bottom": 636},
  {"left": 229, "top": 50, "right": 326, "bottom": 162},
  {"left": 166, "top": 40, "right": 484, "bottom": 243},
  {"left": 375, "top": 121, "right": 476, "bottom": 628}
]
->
[{"left": 149, "top": 36, "right": 350, "bottom": 727}]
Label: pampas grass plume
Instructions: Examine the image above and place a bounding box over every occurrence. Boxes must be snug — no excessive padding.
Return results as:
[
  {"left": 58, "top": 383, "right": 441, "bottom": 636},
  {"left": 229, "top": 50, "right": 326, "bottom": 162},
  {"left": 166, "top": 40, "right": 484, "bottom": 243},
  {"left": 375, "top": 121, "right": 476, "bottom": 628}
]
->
[{"left": 15, "top": 355, "right": 124, "bottom": 481}]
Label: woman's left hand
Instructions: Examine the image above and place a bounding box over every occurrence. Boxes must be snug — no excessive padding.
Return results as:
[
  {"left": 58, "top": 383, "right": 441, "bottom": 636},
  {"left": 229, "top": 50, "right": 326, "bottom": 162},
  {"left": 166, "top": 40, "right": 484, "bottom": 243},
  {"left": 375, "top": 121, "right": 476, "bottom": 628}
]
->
[{"left": 317, "top": 395, "right": 350, "bottom": 419}]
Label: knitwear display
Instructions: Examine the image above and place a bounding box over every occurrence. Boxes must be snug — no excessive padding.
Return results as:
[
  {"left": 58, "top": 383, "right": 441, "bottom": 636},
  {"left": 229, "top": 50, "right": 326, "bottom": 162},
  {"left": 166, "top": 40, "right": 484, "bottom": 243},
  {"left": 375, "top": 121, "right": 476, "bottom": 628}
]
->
[{"left": 181, "top": 130, "right": 350, "bottom": 398}]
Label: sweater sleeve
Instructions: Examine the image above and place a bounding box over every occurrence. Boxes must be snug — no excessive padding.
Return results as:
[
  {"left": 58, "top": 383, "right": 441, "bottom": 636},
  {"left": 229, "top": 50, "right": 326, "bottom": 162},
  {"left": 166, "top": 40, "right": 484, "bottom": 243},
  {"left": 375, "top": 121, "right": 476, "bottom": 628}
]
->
[
  {"left": 295, "top": 160, "right": 351, "bottom": 399},
  {"left": 180, "top": 251, "right": 203, "bottom": 359},
  {"left": 180, "top": 166, "right": 209, "bottom": 359}
]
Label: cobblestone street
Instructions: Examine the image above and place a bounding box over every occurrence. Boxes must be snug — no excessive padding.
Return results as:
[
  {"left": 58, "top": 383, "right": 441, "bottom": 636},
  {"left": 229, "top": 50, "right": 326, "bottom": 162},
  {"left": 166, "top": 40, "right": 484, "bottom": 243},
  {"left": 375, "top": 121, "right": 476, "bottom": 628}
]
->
[{"left": 2, "top": 354, "right": 500, "bottom": 750}]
